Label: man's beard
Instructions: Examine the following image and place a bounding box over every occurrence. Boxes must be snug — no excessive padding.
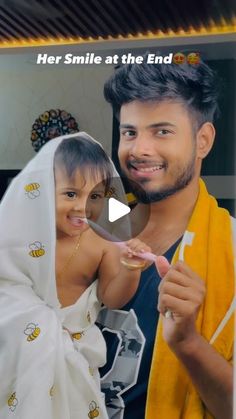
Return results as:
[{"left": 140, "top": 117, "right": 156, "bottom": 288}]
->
[{"left": 123, "top": 154, "right": 196, "bottom": 204}]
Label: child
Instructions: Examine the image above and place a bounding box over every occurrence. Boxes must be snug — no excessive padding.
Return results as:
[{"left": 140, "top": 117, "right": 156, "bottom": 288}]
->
[
  {"left": 54, "top": 135, "right": 150, "bottom": 310},
  {"left": 0, "top": 132, "right": 151, "bottom": 419}
]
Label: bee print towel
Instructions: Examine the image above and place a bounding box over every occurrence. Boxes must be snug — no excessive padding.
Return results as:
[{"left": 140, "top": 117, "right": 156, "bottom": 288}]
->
[{"left": 0, "top": 133, "right": 109, "bottom": 419}]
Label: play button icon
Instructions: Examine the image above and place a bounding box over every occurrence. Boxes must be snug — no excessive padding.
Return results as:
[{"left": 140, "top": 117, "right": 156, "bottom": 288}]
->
[
  {"left": 85, "top": 176, "right": 150, "bottom": 242},
  {"left": 108, "top": 197, "right": 130, "bottom": 222}
]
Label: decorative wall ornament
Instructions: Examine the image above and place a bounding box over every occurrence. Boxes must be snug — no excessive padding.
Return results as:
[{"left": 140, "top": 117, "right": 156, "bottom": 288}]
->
[{"left": 31, "top": 109, "right": 79, "bottom": 152}]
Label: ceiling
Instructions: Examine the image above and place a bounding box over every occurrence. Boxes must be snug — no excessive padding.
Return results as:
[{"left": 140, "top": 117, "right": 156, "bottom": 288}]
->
[{"left": 0, "top": 0, "right": 235, "bottom": 48}]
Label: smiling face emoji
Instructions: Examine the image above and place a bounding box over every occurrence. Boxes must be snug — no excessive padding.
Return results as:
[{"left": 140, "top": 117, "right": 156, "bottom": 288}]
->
[
  {"left": 173, "top": 52, "right": 186, "bottom": 64},
  {"left": 187, "top": 53, "right": 200, "bottom": 65}
]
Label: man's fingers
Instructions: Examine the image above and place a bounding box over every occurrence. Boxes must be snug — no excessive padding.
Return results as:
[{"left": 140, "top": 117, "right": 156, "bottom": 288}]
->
[
  {"left": 172, "top": 260, "right": 201, "bottom": 281},
  {"left": 159, "top": 281, "right": 204, "bottom": 305},
  {"left": 155, "top": 256, "right": 170, "bottom": 278},
  {"left": 158, "top": 295, "right": 197, "bottom": 317},
  {"left": 158, "top": 269, "right": 205, "bottom": 291}
]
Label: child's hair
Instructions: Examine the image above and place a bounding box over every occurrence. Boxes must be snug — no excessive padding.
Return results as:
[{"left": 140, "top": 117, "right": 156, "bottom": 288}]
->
[{"left": 54, "top": 135, "right": 114, "bottom": 192}]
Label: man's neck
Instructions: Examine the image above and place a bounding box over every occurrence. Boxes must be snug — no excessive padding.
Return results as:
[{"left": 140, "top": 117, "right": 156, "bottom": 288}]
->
[
  {"left": 137, "top": 178, "right": 200, "bottom": 255},
  {"left": 150, "top": 178, "right": 199, "bottom": 224}
]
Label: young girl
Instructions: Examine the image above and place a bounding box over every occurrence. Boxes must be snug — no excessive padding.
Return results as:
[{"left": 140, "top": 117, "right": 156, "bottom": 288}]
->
[
  {"left": 54, "top": 135, "right": 150, "bottom": 310},
  {"left": 0, "top": 132, "right": 150, "bottom": 419}
]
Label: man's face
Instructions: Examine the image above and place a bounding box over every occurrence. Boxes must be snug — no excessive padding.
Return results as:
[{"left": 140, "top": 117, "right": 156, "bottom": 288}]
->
[{"left": 118, "top": 100, "right": 198, "bottom": 203}]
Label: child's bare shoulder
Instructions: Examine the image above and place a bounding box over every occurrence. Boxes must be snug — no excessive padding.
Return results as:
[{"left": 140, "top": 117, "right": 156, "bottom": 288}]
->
[
  {"left": 83, "top": 229, "right": 120, "bottom": 265},
  {"left": 83, "top": 228, "right": 111, "bottom": 254}
]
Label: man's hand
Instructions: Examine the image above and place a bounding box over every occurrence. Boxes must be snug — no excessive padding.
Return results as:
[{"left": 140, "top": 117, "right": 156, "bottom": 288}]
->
[
  {"left": 156, "top": 256, "right": 206, "bottom": 349},
  {"left": 155, "top": 256, "right": 232, "bottom": 419}
]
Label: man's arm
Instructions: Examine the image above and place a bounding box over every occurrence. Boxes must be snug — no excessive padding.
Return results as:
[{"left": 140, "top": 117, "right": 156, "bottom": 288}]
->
[
  {"left": 172, "top": 330, "right": 233, "bottom": 419},
  {"left": 157, "top": 257, "right": 233, "bottom": 419}
]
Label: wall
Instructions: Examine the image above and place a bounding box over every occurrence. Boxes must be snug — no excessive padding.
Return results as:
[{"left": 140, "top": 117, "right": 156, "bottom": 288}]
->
[
  {"left": 0, "top": 55, "right": 113, "bottom": 169},
  {"left": 0, "top": 37, "right": 235, "bottom": 213}
]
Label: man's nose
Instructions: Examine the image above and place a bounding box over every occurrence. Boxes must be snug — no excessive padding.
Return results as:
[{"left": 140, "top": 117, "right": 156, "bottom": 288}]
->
[{"left": 129, "top": 134, "right": 153, "bottom": 158}]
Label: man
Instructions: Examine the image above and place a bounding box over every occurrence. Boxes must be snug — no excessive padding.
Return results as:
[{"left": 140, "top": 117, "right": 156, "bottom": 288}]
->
[{"left": 97, "top": 57, "right": 235, "bottom": 419}]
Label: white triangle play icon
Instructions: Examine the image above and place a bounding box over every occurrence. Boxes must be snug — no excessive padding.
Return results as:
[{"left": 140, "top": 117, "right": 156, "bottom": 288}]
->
[{"left": 108, "top": 197, "right": 130, "bottom": 222}]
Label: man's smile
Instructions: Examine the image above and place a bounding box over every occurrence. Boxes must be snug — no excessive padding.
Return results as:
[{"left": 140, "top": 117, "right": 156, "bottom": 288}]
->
[{"left": 127, "top": 161, "right": 166, "bottom": 177}]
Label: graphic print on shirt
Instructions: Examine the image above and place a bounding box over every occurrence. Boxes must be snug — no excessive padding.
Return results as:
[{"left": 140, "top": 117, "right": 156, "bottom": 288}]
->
[
  {"left": 7, "top": 392, "right": 18, "bottom": 412},
  {"left": 97, "top": 308, "right": 145, "bottom": 419}
]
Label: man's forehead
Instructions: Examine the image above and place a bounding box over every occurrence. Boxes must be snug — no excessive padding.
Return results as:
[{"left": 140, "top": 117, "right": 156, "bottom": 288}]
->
[
  {"left": 120, "top": 98, "right": 184, "bottom": 112},
  {"left": 119, "top": 99, "right": 187, "bottom": 126}
]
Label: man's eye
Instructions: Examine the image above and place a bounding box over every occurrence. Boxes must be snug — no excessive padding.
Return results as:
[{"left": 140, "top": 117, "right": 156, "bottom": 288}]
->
[
  {"left": 156, "top": 129, "right": 172, "bottom": 136},
  {"left": 66, "top": 191, "right": 76, "bottom": 198},
  {"left": 120, "top": 130, "right": 136, "bottom": 139}
]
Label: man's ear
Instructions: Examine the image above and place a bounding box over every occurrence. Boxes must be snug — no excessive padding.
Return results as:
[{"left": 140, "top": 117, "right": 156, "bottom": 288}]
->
[{"left": 196, "top": 122, "right": 215, "bottom": 159}]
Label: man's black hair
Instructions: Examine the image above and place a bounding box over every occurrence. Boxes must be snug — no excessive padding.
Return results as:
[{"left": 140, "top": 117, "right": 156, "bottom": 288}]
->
[
  {"left": 104, "top": 55, "right": 220, "bottom": 129},
  {"left": 54, "top": 135, "right": 113, "bottom": 192}
]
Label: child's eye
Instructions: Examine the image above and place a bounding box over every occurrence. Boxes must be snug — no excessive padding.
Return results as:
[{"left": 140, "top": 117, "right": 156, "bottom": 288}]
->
[
  {"left": 90, "top": 193, "right": 103, "bottom": 200},
  {"left": 65, "top": 191, "right": 76, "bottom": 199}
]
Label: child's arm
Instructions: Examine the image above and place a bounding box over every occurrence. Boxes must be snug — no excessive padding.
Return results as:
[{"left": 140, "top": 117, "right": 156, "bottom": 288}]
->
[{"left": 97, "top": 238, "right": 152, "bottom": 309}]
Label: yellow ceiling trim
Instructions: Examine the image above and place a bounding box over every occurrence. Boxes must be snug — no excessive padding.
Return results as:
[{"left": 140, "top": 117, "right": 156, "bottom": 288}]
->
[{"left": 0, "top": 21, "right": 235, "bottom": 48}]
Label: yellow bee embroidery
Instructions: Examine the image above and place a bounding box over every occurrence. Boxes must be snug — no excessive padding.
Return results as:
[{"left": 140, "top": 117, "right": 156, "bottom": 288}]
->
[
  {"left": 7, "top": 392, "right": 18, "bottom": 411},
  {"left": 24, "top": 322, "right": 41, "bottom": 342},
  {"left": 72, "top": 331, "right": 84, "bottom": 340},
  {"left": 87, "top": 311, "right": 91, "bottom": 324},
  {"left": 88, "top": 401, "right": 99, "bottom": 418},
  {"left": 29, "top": 242, "right": 45, "bottom": 258},
  {"left": 49, "top": 386, "right": 54, "bottom": 397},
  {"left": 24, "top": 183, "right": 40, "bottom": 199},
  {"left": 105, "top": 187, "right": 117, "bottom": 199},
  {"left": 88, "top": 366, "right": 94, "bottom": 376}
]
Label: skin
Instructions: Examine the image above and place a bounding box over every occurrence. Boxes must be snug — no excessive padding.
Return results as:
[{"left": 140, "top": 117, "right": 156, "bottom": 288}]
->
[
  {"left": 118, "top": 99, "right": 232, "bottom": 419},
  {"left": 119, "top": 101, "right": 197, "bottom": 203},
  {"left": 54, "top": 165, "right": 151, "bottom": 309},
  {"left": 55, "top": 166, "right": 106, "bottom": 239}
]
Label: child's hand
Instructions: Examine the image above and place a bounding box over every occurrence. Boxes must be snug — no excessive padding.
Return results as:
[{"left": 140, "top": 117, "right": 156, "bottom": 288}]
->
[{"left": 120, "top": 238, "right": 152, "bottom": 270}]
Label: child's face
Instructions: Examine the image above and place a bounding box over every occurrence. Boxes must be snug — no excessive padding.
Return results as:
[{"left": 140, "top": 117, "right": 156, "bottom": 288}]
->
[{"left": 55, "top": 166, "right": 106, "bottom": 238}]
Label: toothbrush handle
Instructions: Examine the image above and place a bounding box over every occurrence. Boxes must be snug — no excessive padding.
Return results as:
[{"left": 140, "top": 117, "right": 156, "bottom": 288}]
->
[
  {"left": 87, "top": 220, "right": 157, "bottom": 262},
  {"left": 116, "top": 241, "right": 157, "bottom": 262}
]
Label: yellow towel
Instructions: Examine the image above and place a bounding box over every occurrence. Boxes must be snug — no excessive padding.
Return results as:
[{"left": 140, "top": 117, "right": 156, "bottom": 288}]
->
[{"left": 146, "top": 179, "right": 235, "bottom": 419}]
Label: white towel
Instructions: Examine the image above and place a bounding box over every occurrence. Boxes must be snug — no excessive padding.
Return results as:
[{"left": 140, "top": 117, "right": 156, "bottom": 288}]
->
[{"left": 0, "top": 132, "right": 122, "bottom": 419}]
